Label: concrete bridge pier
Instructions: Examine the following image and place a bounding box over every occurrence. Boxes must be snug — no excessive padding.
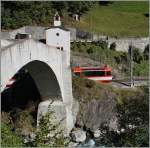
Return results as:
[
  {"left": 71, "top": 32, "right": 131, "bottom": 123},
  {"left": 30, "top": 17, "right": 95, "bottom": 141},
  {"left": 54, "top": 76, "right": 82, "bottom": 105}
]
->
[{"left": 37, "top": 99, "right": 78, "bottom": 135}]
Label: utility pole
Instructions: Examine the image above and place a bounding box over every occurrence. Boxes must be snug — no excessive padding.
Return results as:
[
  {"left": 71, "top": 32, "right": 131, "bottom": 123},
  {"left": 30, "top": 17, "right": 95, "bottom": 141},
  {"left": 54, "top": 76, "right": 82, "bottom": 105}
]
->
[{"left": 130, "top": 42, "right": 134, "bottom": 87}]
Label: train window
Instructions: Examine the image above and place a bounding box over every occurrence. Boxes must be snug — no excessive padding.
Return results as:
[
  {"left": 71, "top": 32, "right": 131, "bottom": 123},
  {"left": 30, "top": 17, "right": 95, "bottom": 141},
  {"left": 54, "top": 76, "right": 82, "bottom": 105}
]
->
[
  {"left": 106, "top": 71, "right": 111, "bottom": 76},
  {"left": 97, "top": 71, "right": 105, "bottom": 76},
  {"left": 82, "top": 71, "right": 93, "bottom": 76},
  {"left": 83, "top": 71, "right": 105, "bottom": 77}
]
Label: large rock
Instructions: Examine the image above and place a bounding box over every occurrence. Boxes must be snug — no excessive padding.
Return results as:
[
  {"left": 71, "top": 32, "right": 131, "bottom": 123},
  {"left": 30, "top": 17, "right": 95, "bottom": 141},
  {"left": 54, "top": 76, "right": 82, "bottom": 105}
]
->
[
  {"left": 94, "top": 129, "right": 102, "bottom": 138},
  {"left": 108, "top": 116, "right": 119, "bottom": 132},
  {"left": 68, "top": 141, "right": 79, "bottom": 147},
  {"left": 71, "top": 129, "right": 86, "bottom": 142},
  {"left": 76, "top": 97, "right": 117, "bottom": 131}
]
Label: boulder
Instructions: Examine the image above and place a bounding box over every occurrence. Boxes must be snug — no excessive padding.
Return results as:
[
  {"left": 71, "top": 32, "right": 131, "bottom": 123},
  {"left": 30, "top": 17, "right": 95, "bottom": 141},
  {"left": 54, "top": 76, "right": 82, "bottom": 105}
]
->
[
  {"left": 68, "top": 141, "right": 79, "bottom": 147},
  {"left": 71, "top": 129, "right": 86, "bottom": 142},
  {"left": 76, "top": 97, "right": 117, "bottom": 131},
  {"left": 94, "top": 129, "right": 102, "bottom": 138},
  {"left": 108, "top": 116, "right": 119, "bottom": 131}
]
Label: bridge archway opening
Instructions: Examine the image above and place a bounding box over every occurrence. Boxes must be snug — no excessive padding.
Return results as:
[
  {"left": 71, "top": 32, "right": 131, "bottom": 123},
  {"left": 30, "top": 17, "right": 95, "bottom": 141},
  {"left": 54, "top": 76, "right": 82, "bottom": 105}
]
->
[
  {"left": 1, "top": 60, "right": 62, "bottom": 132},
  {"left": 23, "top": 60, "right": 62, "bottom": 101},
  {"left": 2, "top": 60, "right": 62, "bottom": 111}
]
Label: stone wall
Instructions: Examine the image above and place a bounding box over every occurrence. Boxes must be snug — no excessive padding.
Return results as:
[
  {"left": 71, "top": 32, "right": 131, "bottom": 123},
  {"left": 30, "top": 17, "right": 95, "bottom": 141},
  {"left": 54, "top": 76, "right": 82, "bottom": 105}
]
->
[
  {"left": 107, "top": 37, "right": 149, "bottom": 52},
  {"left": 92, "top": 34, "right": 149, "bottom": 52}
]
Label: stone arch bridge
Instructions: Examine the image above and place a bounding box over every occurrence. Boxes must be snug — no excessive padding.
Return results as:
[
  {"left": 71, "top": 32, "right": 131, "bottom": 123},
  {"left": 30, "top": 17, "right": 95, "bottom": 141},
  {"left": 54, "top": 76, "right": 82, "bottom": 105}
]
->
[{"left": 1, "top": 38, "right": 76, "bottom": 134}]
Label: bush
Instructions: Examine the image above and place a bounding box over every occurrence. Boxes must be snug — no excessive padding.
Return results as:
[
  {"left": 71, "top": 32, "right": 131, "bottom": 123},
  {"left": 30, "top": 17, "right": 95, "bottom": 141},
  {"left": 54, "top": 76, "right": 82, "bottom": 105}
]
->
[
  {"left": 128, "top": 46, "right": 143, "bottom": 63},
  {"left": 97, "top": 40, "right": 108, "bottom": 49},
  {"left": 133, "top": 60, "right": 149, "bottom": 76},
  {"left": 110, "top": 42, "right": 116, "bottom": 51},
  {"left": 143, "top": 44, "right": 149, "bottom": 60},
  {"left": 1, "top": 122, "right": 24, "bottom": 147},
  {"left": 87, "top": 47, "right": 94, "bottom": 54}
]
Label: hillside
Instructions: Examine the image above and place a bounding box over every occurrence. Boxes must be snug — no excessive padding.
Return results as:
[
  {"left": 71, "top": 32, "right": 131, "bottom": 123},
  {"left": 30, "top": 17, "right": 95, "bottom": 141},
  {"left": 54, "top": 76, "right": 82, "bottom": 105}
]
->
[
  {"left": 64, "top": 1, "right": 148, "bottom": 37},
  {"left": 2, "top": 1, "right": 149, "bottom": 37},
  {"left": 72, "top": 76, "right": 149, "bottom": 147},
  {"left": 2, "top": 76, "right": 149, "bottom": 147}
]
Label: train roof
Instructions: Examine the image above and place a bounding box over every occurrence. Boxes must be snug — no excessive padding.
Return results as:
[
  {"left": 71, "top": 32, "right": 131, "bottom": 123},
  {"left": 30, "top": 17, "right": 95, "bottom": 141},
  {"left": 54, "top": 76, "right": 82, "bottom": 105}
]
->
[{"left": 73, "top": 66, "right": 112, "bottom": 72}]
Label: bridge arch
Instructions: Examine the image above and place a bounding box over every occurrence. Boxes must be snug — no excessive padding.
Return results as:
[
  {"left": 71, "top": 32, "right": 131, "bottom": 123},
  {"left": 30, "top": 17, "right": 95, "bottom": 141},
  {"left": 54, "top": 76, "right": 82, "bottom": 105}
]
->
[
  {"left": 1, "top": 39, "right": 65, "bottom": 100},
  {"left": 21, "top": 60, "right": 62, "bottom": 100},
  {"left": 2, "top": 60, "right": 62, "bottom": 111}
]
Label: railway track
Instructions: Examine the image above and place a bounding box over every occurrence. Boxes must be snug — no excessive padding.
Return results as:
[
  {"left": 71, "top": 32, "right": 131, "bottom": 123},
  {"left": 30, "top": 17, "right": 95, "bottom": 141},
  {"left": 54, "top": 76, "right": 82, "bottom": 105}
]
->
[{"left": 111, "top": 77, "right": 148, "bottom": 87}]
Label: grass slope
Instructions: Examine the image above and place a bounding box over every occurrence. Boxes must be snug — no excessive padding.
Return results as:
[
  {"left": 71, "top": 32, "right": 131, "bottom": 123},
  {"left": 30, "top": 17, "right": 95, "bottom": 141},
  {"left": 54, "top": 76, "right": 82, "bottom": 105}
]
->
[{"left": 65, "top": 1, "right": 149, "bottom": 37}]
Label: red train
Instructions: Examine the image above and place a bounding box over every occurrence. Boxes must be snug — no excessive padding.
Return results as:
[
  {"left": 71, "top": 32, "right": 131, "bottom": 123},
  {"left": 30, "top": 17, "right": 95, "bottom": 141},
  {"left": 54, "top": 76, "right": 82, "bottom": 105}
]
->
[{"left": 72, "top": 65, "right": 113, "bottom": 83}]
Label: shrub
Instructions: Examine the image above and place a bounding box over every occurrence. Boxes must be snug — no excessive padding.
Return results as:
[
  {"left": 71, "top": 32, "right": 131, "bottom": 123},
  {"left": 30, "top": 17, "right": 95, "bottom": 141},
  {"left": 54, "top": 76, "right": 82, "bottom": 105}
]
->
[
  {"left": 110, "top": 42, "right": 116, "bottom": 51},
  {"left": 143, "top": 44, "right": 149, "bottom": 60},
  {"left": 128, "top": 46, "right": 143, "bottom": 63},
  {"left": 87, "top": 47, "right": 94, "bottom": 54},
  {"left": 31, "top": 103, "right": 69, "bottom": 147},
  {"left": 1, "top": 122, "right": 24, "bottom": 147},
  {"left": 97, "top": 40, "right": 108, "bottom": 49},
  {"left": 133, "top": 60, "right": 149, "bottom": 76}
]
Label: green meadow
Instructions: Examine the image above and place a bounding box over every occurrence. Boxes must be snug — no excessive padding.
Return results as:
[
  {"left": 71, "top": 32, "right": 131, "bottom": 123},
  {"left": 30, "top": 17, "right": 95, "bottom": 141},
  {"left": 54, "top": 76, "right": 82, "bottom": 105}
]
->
[{"left": 66, "top": 1, "right": 149, "bottom": 37}]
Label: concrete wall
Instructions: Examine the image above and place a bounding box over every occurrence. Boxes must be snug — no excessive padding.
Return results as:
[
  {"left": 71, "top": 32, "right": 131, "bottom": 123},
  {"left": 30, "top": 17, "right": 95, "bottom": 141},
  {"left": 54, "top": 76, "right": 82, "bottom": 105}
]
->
[
  {"left": 1, "top": 39, "right": 15, "bottom": 48},
  {"left": 9, "top": 26, "right": 27, "bottom": 39},
  {"left": 107, "top": 37, "right": 149, "bottom": 52},
  {"left": 67, "top": 27, "right": 76, "bottom": 41}
]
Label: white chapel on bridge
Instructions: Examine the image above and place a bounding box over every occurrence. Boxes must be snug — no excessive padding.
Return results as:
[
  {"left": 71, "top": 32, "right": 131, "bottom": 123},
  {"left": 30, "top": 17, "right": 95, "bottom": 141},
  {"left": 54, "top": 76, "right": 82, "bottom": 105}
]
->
[{"left": 45, "top": 12, "right": 70, "bottom": 66}]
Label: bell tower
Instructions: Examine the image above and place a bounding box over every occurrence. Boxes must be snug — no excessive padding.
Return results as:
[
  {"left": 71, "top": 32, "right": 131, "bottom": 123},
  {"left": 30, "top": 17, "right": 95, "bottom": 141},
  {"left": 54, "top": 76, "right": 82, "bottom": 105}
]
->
[
  {"left": 54, "top": 11, "right": 61, "bottom": 26},
  {"left": 46, "top": 12, "right": 70, "bottom": 66}
]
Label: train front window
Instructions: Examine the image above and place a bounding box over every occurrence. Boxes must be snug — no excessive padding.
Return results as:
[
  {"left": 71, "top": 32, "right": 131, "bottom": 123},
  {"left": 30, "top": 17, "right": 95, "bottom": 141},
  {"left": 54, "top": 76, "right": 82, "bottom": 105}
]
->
[{"left": 83, "top": 71, "right": 105, "bottom": 77}]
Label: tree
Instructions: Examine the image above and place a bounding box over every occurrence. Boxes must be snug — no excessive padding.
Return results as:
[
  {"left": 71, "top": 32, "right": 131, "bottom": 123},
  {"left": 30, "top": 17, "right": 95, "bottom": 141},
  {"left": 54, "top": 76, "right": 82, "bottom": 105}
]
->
[
  {"left": 99, "top": 1, "right": 113, "bottom": 6},
  {"left": 96, "top": 87, "right": 149, "bottom": 147},
  {"left": 2, "top": 1, "right": 54, "bottom": 29},
  {"left": 128, "top": 46, "right": 143, "bottom": 63},
  {"left": 31, "top": 103, "right": 69, "bottom": 147},
  {"left": 67, "top": 1, "right": 95, "bottom": 15}
]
